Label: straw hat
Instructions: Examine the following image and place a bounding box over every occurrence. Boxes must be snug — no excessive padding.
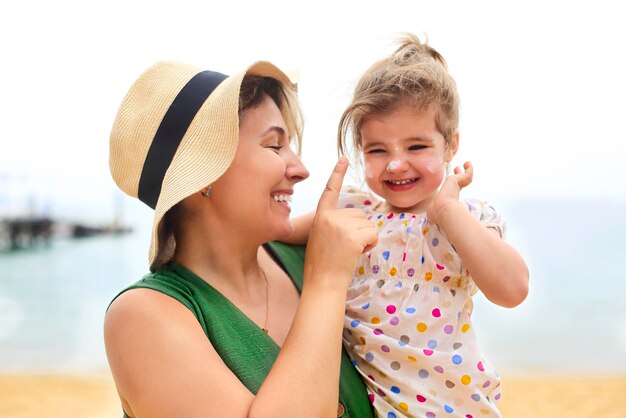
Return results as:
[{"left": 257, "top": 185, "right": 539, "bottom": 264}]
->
[{"left": 109, "top": 60, "right": 293, "bottom": 270}]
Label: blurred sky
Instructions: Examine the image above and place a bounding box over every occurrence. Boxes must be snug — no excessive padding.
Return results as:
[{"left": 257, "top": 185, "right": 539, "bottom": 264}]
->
[{"left": 0, "top": 0, "right": 624, "bottom": 223}]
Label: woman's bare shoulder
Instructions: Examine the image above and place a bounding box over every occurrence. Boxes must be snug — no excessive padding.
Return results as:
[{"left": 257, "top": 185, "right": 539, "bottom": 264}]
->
[{"left": 104, "top": 288, "right": 254, "bottom": 418}]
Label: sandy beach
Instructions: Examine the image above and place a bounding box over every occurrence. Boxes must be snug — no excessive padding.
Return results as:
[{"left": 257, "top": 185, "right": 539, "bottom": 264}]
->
[{"left": 1, "top": 372, "right": 624, "bottom": 418}]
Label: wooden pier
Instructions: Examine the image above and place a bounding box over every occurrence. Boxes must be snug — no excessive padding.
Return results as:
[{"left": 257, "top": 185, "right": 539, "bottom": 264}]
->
[
  {"left": 0, "top": 217, "right": 132, "bottom": 251},
  {"left": 0, "top": 217, "right": 53, "bottom": 250}
]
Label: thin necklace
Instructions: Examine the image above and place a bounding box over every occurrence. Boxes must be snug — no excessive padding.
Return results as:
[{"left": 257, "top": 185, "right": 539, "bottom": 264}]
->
[{"left": 260, "top": 269, "right": 269, "bottom": 333}]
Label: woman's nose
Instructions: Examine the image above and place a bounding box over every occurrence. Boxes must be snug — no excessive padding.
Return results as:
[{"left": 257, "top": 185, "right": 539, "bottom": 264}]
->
[{"left": 285, "top": 149, "right": 309, "bottom": 183}]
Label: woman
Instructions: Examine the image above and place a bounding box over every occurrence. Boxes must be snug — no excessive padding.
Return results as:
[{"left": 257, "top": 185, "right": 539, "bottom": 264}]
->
[{"left": 105, "top": 60, "right": 377, "bottom": 417}]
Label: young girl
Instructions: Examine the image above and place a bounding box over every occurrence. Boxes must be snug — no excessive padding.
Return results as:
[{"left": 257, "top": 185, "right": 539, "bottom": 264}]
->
[{"left": 290, "top": 34, "right": 529, "bottom": 418}]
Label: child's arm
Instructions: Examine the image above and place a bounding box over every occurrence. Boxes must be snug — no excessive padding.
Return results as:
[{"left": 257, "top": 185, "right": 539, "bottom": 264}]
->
[
  {"left": 283, "top": 211, "right": 315, "bottom": 245},
  {"left": 428, "top": 162, "right": 529, "bottom": 308}
]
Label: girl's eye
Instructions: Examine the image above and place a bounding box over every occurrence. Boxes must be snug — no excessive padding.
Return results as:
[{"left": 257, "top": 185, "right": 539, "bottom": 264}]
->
[
  {"left": 366, "top": 148, "right": 386, "bottom": 154},
  {"left": 266, "top": 145, "right": 283, "bottom": 151},
  {"left": 409, "top": 145, "right": 427, "bottom": 151}
]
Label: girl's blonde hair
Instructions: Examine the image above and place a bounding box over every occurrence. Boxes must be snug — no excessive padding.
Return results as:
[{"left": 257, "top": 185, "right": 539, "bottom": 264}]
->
[{"left": 338, "top": 33, "right": 459, "bottom": 160}]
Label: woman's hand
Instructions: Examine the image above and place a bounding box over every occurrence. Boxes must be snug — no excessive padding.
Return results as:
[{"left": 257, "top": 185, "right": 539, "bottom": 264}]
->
[
  {"left": 427, "top": 161, "right": 473, "bottom": 225},
  {"left": 304, "top": 157, "right": 378, "bottom": 289}
]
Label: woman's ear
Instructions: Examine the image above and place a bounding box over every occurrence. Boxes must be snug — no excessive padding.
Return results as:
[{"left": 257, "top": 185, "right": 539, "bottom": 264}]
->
[{"left": 446, "top": 129, "right": 460, "bottom": 162}]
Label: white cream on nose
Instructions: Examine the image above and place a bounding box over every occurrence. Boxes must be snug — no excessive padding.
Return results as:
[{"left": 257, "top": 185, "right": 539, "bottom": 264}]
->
[{"left": 387, "top": 159, "right": 401, "bottom": 172}]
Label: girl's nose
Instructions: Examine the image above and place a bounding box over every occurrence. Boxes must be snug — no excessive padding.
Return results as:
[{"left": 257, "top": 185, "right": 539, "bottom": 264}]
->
[{"left": 386, "top": 157, "right": 408, "bottom": 173}]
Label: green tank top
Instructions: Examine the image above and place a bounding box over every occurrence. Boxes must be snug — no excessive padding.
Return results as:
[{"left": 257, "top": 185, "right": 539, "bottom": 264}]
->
[{"left": 111, "top": 241, "right": 374, "bottom": 418}]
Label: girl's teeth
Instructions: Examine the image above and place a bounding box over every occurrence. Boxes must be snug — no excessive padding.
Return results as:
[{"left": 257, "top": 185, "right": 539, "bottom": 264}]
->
[
  {"left": 273, "top": 194, "right": 292, "bottom": 203},
  {"left": 389, "top": 179, "right": 414, "bottom": 185}
]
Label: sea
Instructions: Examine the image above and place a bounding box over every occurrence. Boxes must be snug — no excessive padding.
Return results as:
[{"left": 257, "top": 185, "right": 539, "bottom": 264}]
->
[{"left": 1, "top": 197, "right": 625, "bottom": 375}]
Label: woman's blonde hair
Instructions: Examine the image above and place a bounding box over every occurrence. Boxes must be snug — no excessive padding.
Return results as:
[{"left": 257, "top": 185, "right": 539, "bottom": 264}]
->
[
  {"left": 239, "top": 75, "right": 303, "bottom": 154},
  {"left": 338, "top": 33, "right": 459, "bottom": 160}
]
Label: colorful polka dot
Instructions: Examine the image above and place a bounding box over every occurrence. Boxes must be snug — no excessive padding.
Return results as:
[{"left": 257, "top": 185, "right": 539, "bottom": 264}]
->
[{"left": 338, "top": 192, "right": 501, "bottom": 417}]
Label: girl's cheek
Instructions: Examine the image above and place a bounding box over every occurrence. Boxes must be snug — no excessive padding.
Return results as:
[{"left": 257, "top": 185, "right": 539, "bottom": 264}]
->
[
  {"left": 365, "top": 162, "right": 374, "bottom": 179},
  {"left": 425, "top": 158, "right": 446, "bottom": 173}
]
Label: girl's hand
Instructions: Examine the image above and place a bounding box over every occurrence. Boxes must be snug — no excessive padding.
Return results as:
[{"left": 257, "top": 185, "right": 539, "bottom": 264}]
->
[
  {"left": 427, "top": 161, "right": 473, "bottom": 225},
  {"left": 304, "top": 157, "right": 378, "bottom": 289}
]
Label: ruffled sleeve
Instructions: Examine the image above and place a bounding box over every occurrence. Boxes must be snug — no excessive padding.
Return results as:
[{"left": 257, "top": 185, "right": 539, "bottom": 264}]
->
[
  {"left": 337, "top": 186, "right": 383, "bottom": 213},
  {"left": 463, "top": 199, "right": 506, "bottom": 238}
]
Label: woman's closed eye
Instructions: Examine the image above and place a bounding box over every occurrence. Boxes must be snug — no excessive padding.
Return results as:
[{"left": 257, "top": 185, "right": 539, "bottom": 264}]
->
[{"left": 266, "top": 145, "right": 283, "bottom": 151}]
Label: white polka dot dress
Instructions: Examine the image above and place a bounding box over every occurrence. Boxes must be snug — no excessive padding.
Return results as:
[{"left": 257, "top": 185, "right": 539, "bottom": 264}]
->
[{"left": 340, "top": 187, "right": 505, "bottom": 418}]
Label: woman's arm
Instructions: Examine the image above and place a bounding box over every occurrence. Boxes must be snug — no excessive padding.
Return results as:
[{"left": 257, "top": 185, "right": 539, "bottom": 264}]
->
[
  {"left": 252, "top": 157, "right": 377, "bottom": 417},
  {"left": 429, "top": 162, "right": 529, "bottom": 308}
]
